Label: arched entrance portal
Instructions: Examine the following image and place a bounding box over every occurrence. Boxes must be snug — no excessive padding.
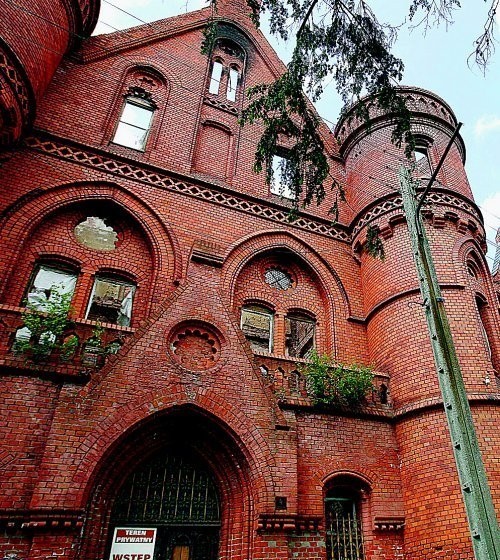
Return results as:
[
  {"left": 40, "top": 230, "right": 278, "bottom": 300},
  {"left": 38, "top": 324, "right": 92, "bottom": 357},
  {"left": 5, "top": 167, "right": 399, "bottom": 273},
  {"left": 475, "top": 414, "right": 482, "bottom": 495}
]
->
[
  {"left": 109, "top": 451, "right": 220, "bottom": 560},
  {"left": 80, "top": 406, "right": 257, "bottom": 560}
]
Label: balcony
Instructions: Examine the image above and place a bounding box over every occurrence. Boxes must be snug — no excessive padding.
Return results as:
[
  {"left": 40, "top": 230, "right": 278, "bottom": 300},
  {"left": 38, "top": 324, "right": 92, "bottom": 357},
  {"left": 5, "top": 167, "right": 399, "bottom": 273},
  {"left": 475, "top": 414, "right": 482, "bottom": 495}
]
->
[
  {"left": 0, "top": 304, "right": 135, "bottom": 382},
  {"left": 254, "top": 352, "right": 392, "bottom": 416}
]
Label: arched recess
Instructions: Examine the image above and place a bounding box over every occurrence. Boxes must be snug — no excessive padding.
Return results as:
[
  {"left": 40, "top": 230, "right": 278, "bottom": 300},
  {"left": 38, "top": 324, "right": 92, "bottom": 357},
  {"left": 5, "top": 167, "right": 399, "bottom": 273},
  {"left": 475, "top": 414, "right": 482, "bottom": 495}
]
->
[
  {"left": 76, "top": 404, "right": 265, "bottom": 560},
  {"left": 193, "top": 120, "right": 233, "bottom": 180},
  {"left": 0, "top": 181, "right": 182, "bottom": 304},
  {"left": 221, "top": 231, "right": 352, "bottom": 357},
  {"left": 454, "top": 237, "right": 500, "bottom": 371}
]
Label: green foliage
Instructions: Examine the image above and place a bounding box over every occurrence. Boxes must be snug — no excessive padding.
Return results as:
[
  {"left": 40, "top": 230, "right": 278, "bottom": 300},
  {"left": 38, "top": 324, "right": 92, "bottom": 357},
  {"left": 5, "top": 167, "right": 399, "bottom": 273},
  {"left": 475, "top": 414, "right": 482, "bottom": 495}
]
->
[
  {"left": 301, "top": 351, "right": 373, "bottom": 407},
  {"left": 14, "top": 288, "right": 74, "bottom": 363},
  {"left": 365, "top": 224, "right": 385, "bottom": 260}
]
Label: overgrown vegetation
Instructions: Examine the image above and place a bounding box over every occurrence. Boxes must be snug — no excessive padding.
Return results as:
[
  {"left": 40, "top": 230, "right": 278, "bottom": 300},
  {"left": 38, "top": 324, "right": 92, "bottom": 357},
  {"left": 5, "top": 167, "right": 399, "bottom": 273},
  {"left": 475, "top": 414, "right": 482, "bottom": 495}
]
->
[
  {"left": 301, "top": 351, "right": 374, "bottom": 407},
  {"left": 14, "top": 288, "right": 76, "bottom": 363}
]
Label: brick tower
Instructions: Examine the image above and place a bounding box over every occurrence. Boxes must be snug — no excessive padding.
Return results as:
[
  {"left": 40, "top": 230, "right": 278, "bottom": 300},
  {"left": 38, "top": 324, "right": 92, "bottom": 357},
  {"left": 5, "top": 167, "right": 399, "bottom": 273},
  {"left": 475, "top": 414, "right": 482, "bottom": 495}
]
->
[
  {"left": 337, "top": 88, "right": 500, "bottom": 558},
  {"left": 0, "top": 2, "right": 498, "bottom": 560},
  {"left": 0, "top": 0, "right": 100, "bottom": 147}
]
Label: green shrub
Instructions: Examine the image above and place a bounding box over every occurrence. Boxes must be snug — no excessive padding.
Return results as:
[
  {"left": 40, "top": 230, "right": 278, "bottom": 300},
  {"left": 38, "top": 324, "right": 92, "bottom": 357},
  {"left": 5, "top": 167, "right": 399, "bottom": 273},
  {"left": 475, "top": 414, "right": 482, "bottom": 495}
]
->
[
  {"left": 14, "top": 288, "right": 75, "bottom": 363},
  {"left": 301, "top": 351, "right": 373, "bottom": 407}
]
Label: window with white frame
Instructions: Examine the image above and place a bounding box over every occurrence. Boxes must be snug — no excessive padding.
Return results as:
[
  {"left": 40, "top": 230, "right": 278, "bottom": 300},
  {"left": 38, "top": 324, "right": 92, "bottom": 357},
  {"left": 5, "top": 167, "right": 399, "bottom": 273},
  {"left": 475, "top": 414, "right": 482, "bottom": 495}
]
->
[
  {"left": 208, "top": 60, "right": 224, "bottom": 95},
  {"left": 86, "top": 276, "right": 136, "bottom": 326},
  {"left": 226, "top": 66, "right": 240, "bottom": 101},
  {"left": 240, "top": 304, "right": 274, "bottom": 353},
  {"left": 113, "top": 95, "right": 155, "bottom": 151},
  {"left": 270, "top": 155, "right": 295, "bottom": 200}
]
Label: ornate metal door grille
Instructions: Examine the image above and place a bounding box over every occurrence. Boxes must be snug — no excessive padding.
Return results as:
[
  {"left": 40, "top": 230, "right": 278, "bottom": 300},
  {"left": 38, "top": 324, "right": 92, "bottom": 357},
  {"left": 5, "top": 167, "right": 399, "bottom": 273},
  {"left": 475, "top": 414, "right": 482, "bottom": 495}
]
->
[
  {"left": 110, "top": 452, "right": 220, "bottom": 560},
  {"left": 325, "top": 498, "right": 365, "bottom": 560}
]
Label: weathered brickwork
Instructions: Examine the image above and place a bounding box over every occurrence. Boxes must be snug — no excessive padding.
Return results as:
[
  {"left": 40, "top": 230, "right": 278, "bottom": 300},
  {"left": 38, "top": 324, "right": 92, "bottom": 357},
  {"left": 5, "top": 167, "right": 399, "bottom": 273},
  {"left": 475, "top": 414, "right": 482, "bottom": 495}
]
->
[{"left": 0, "top": 0, "right": 498, "bottom": 559}]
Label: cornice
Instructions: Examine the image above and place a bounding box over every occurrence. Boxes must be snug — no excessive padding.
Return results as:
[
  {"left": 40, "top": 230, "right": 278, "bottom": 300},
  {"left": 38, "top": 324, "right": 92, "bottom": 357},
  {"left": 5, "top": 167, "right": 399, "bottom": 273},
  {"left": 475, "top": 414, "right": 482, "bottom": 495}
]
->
[{"left": 25, "top": 132, "right": 351, "bottom": 243}]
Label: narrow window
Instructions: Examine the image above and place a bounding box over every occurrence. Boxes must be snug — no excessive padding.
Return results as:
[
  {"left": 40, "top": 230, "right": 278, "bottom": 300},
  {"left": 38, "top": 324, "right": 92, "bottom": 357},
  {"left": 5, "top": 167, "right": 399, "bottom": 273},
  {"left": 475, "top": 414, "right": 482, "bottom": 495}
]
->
[
  {"left": 226, "top": 66, "right": 239, "bottom": 101},
  {"left": 285, "top": 313, "right": 315, "bottom": 358},
  {"left": 26, "top": 265, "right": 77, "bottom": 311},
  {"left": 476, "top": 297, "right": 492, "bottom": 360},
  {"left": 270, "top": 155, "right": 295, "bottom": 200},
  {"left": 113, "top": 97, "right": 154, "bottom": 151},
  {"left": 325, "top": 486, "right": 365, "bottom": 560},
  {"left": 413, "top": 143, "right": 432, "bottom": 177},
  {"left": 241, "top": 304, "right": 273, "bottom": 353},
  {"left": 208, "top": 61, "right": 224, "bottom": 95},
  {"left": 86, "top": 276, "right": 136, "bottom": 326}
]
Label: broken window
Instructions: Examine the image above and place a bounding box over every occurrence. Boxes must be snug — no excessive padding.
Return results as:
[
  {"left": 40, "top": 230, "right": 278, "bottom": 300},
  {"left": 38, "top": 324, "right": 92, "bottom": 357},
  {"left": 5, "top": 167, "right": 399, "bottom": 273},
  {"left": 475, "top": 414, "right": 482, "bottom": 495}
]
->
[
  {"left": 113, "top": 96, "right": 155, "bottom": 151},
  {"left": 413, "top": 141, "right": 432, "bottom": 177},
  {"left": 285, "top": 313, "right": 315, "bottom": 358},
  {"left": 241, "top": 304, "right": 273, "bottom": 353},
  {"left": 86, "top": 276, "right": 136, "bottom": 326},
  {"left": 208, "top": 60, "right": 224, "bottom": 95},
  {"left": 26, "top": 265, "right": 77, "bottom": 311},
  {"left": 74, "top": 217, "right": 118, "bottom": 251}
]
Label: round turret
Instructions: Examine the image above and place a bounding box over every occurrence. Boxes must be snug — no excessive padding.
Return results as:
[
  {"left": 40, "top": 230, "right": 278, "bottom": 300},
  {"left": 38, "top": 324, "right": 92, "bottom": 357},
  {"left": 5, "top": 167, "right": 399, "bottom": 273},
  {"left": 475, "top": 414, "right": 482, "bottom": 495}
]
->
[
  {"left": 0, "top": 0, "right": 100, "bottom": 147},
  {"left": 337, "top": 87, "right": 499, "bottom": 558}
]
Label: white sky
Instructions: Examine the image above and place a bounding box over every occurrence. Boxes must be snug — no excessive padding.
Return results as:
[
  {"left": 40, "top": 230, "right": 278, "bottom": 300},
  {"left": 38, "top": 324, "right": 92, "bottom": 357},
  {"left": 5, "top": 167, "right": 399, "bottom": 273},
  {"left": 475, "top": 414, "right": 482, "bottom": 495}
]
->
[{"left": 94, "top": 0, "right": 500, "bottom": 268}]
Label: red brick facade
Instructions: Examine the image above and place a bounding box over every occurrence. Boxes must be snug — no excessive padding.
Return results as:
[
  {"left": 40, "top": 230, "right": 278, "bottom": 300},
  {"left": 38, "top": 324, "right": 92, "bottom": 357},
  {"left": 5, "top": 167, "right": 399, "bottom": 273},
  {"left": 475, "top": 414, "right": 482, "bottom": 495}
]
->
[{"left": 0, "top": 1, "right": 498, "bottom": 559}]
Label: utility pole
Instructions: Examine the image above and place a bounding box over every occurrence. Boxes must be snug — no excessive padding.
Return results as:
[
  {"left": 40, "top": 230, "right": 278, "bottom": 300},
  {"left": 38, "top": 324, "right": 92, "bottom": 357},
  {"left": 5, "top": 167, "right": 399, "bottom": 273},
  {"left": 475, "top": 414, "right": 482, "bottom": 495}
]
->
[{"left": 399, "top": 165, "right": 500, "bottom": 560}]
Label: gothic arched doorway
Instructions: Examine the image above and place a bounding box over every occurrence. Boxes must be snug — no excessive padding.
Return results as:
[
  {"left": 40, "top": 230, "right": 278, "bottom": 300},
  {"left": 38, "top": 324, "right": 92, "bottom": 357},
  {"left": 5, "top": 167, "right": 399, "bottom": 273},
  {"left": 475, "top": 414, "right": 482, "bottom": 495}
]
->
[{"left": 108, "top": 450, "right": 221, "bottom": 560}]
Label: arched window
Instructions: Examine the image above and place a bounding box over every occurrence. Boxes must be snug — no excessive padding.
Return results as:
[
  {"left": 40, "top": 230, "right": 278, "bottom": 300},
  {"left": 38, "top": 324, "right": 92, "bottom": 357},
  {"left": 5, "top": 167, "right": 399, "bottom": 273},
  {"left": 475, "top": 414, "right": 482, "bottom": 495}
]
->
[
  {"left": 226, "top": 65, "right": 240, "bottom": 101},
  {"left": 325, "top": 477, "right": 367, "bottom": 560},
  {"left": 240, "top": 304, "right": 274, "bottom": 353},
  {"left": 285, "top": 312, "right": 315, "bottom": 358},
  {"left": 476, "top": 296, "right": 492, "bottom": 360},
  {"left": 209, "top": 60, "right": 224, "bottom": 95},
  {"left": 86, "top": 275, "right": 136, "bottom": 326},
  {"left": 413, "top": 137, "right": 432, "bottom": 177},
  {"left": 113, "top": 87, "right": 156, "bottom": 151}
]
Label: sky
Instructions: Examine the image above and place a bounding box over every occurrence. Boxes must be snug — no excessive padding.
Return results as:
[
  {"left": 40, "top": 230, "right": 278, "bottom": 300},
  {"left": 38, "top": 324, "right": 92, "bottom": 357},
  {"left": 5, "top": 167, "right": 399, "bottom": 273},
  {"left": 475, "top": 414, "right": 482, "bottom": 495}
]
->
[{"left": 93, "top": 0, "right": 500, "bottom": 269}]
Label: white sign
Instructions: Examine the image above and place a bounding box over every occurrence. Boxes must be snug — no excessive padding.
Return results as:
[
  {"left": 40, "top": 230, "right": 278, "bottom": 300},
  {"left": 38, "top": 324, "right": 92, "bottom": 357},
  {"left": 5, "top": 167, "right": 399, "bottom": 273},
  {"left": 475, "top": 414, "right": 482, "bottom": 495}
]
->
[{"left": 109, "top": 527, "right": 157, "bottom": 560}]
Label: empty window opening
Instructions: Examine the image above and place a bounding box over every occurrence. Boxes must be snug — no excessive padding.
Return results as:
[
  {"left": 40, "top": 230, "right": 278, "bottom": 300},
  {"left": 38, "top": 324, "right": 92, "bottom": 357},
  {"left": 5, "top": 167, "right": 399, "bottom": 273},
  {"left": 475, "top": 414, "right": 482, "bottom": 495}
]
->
[
  {"left": 208, "top": 61, "right": 224, "bottom": 95},
  {"left": 113, "top": 97, "right": 154, "bottom": 151},
  {"left": 74, "top": 217, "right": 118, "bottom": 251},
  {"left": 226, "top": 67, "right": 239, "bottom": 101},
  {"left": 285, "top": 313, "right": 315, "bottom": 358},
  {"left": 270, "top": 155, "right": 295, "bottom": 200},
  {"left": 325, "top": 486, "right": 365, "bottom": 560},
  {"left": 241, "top": 304, "right": 273, "bottom": 353},
  {"left": 26, "top": 265, "right": 77, "bottom": 311},
  {"left": 86, "top": 276, "right": 135, "bottom": 326},
  {"left": 476, "top": 297, "right": 492, "bottom": 360},
  {"left": 413, "top": 144, "right": 432, "bottom": 177}
]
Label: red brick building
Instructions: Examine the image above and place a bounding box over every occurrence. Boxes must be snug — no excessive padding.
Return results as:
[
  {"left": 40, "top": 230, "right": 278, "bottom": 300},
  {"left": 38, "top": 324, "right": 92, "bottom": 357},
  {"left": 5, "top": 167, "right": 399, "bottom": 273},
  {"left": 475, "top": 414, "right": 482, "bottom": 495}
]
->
[{"left": 0, "top": 1, "right": 498, "bottom": 559}]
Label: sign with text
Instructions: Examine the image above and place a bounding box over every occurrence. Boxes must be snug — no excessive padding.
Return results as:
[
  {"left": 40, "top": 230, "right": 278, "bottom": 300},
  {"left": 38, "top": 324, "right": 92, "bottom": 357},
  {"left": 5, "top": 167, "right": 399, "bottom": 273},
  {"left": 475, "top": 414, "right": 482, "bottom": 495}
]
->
[{"left": 109, "top": 527, "right": 157, "bottom": 560}]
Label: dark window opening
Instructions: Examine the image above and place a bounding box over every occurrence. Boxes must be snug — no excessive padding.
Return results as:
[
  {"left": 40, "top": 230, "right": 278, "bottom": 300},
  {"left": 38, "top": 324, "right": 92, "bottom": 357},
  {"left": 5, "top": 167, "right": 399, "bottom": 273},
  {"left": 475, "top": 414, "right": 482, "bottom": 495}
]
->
[{"left": 285, "top": 313, "right": 315, "bottom": 358}]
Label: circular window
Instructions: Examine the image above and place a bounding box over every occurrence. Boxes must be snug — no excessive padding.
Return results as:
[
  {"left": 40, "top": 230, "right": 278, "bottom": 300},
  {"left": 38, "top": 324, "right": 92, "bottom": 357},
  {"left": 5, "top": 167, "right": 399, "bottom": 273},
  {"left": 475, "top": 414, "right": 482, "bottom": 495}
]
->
[
  {"left": 74, "top": 217, "right": 118, "bottom": 251},
  {"left": 264, "top": 267, "right": 293, "bottom": 290}
]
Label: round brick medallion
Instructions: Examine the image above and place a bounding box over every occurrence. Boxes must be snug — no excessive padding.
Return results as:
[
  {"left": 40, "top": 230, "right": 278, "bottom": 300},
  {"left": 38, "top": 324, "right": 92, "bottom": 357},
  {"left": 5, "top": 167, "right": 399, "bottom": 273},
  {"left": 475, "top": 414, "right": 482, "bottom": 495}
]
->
[{"left": 169, "top": 323, "right": 221, "bottom": 371}]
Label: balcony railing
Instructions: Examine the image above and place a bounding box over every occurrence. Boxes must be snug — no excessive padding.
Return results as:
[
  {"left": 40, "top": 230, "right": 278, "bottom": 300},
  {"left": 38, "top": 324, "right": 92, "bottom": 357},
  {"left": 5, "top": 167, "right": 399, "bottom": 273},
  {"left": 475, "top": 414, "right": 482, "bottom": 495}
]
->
[
  {"left": 254, "top": 352, "right": 391, "bottom": 413},
  {"left": 0, "top": 304, "right": 134, "bottom": 381}
]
